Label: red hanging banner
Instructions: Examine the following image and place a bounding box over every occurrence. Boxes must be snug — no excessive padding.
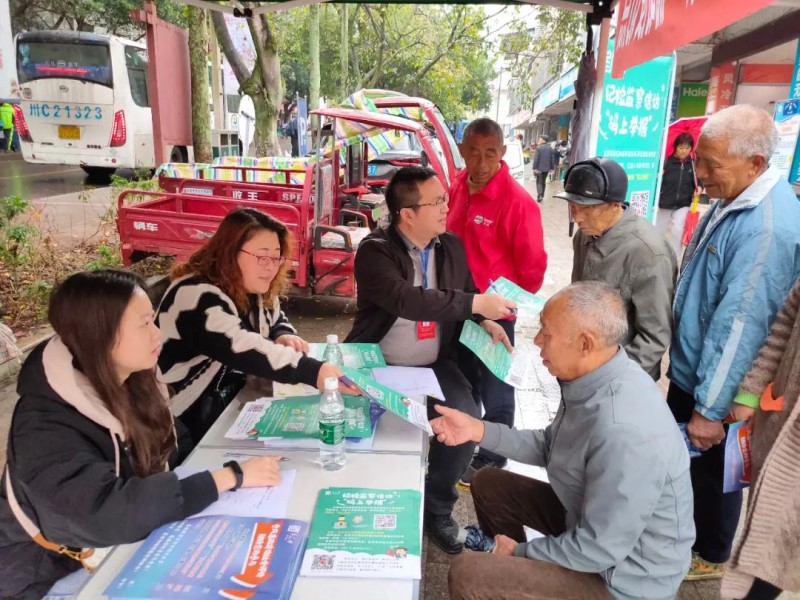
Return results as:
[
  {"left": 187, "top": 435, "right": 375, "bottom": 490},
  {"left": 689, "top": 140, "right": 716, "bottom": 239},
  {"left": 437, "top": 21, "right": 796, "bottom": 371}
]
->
[
  {"left": 612, "top": 0, "right": 774, "bottom": 79},
  {"left": 705, "top": 63, "right": 737, "bottom": 115}
]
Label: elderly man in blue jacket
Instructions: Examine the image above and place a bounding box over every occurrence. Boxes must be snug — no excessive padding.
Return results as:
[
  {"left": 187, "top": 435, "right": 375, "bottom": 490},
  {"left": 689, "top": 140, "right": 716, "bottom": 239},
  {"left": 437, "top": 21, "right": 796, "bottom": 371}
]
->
[
  {"left": 667, "top": 104, "right": 800, "bottom": 581},
  {"left": 433, "top": 281, "right": 695, "bottom": 600}
]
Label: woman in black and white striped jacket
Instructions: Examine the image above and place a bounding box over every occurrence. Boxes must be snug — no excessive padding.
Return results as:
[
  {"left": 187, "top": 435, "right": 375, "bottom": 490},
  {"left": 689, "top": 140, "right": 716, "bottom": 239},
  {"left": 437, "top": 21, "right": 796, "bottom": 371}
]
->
[{"left": 156, "top": 209, "right": 344, "bottom": 443}]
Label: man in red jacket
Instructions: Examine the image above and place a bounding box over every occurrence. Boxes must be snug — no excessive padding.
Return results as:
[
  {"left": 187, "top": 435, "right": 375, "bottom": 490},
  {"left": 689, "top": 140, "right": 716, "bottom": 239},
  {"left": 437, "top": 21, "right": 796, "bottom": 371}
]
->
[{"left": 447, "top": 118, "right": 547, "bottom": 484}]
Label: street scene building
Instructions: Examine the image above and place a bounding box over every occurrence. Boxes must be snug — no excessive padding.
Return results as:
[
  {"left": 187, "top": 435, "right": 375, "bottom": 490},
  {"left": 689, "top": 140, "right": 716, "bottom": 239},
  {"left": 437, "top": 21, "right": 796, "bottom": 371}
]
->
[{"left": 1, "top": 0, "right": 800, "bottom": 599}]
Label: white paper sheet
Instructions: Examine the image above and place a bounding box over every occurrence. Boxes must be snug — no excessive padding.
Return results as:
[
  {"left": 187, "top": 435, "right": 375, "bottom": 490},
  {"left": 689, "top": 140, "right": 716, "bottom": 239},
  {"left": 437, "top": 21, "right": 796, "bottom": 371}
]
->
[
  {"left": 173, "top": 465, "right": 296, "bottom": 520},
  {"left": 225, "top": 398, "right": 273, "bottom": 440},
  {"left": 272, "top": 382, "right": 319, "bottom": 397},
  {"left": 372, "top": 366, "right": 445, "bottom": 401}
]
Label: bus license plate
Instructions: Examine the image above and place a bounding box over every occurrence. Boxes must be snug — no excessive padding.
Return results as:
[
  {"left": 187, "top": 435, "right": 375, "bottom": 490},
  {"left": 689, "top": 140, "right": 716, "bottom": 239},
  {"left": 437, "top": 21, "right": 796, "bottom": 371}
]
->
[{"left": 58, "top": 125, "right": 81, "bottom": 140}]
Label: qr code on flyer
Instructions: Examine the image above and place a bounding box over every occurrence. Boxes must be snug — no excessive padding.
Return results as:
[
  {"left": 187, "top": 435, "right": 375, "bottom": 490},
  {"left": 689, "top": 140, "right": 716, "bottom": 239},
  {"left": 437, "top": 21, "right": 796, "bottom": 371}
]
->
[
  {"left": 311, "top": 553, "right": 335, "bottom": 570},
  {"left": 629, "top": 191, "right": 649, "bottom": 218},
  {"left": 283, "top": 422, "right": 304, "bottom": 432},
  {"left": 373, "top": 514, "right": 397, "bottom": 530}
]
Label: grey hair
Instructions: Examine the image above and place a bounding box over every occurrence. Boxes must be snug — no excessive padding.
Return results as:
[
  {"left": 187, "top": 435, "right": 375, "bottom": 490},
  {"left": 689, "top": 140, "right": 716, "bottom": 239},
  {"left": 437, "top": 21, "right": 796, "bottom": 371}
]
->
[
  {"left": 700, "top": 104, "right": 779, "bottom": 160},
  {"left": 557, "top": 281, "right": 628, "bottom": 347},
  {"left": 462, "top": 118, "right": 504, "bottom": 146}
]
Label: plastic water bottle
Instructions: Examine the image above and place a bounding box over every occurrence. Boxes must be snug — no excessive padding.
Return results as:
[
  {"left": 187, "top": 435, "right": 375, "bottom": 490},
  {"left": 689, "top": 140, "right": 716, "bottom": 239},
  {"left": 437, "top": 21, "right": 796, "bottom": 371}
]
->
[
  {"left": 322, "top": 334, "right": 344, "bottom": 366},
  {"left": 319, "top": 376, "right": 346, "bottom": 471}
]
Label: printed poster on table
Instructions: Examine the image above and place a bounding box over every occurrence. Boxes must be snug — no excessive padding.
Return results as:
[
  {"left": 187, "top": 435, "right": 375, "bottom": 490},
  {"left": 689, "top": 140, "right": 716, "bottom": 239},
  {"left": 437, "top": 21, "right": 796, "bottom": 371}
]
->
[
  {"left": 459, "top": 321, "right": 536, "bottom": 390},
  {"left": 340, "top": 367, "right": 432, "bottom": 434},
  {"left": 301, "top": 488, "right": 422, "bottom": 580},
  {"left": 595, "top": 37, "right": 676, "bottom": 223},
  {"left": 224, "top": 396, "right": 373, "bottom": 440},
  {"left": 105, "top": 516, "right": 308, "bottom": 599},
  {"left": 307, "top": 343, "right": 386, "bottom": 369}
]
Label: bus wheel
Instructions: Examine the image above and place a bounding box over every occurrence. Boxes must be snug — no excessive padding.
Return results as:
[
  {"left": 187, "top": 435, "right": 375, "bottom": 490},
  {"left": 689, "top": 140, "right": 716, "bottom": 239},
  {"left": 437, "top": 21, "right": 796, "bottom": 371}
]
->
[
  {"left": 81, "top": 166, "right": 117, "bottom": 181},
  {"left": 169, "top": 146, "right": 189, "bottom": 163}
]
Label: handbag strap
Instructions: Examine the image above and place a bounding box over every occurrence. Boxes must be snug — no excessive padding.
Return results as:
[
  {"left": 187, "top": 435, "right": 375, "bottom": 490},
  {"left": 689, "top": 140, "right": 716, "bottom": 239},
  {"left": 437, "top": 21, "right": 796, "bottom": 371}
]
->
[{"left": 5, "top": 468, "right": 95, "bottom": 569}]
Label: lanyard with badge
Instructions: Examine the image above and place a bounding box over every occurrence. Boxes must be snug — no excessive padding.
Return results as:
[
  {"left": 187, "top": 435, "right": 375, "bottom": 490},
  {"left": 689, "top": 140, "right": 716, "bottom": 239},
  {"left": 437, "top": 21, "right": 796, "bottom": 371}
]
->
[{"left": 417, "top": 246, "right": 436, "bottom": 340}]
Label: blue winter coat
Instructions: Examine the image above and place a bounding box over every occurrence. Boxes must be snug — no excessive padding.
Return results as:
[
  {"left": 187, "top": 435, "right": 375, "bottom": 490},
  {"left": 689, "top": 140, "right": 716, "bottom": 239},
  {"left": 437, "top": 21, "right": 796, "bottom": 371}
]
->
[{"left": 669, "top": 167, "right": 800, "bottom": 421}]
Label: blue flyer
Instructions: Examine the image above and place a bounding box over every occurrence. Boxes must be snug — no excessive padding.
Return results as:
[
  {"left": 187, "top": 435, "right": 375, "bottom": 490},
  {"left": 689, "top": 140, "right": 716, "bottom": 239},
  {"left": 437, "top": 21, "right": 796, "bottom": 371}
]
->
[{"left": 105, "top": 516, "right": 308, "bottom": 599}]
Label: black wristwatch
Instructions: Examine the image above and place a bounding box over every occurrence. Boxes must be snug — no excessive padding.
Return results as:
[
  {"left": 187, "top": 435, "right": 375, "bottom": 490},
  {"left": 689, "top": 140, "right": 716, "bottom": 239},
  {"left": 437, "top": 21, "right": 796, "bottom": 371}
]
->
[{"left": 223, "top": 460, "right": 244, "bottom": 491}]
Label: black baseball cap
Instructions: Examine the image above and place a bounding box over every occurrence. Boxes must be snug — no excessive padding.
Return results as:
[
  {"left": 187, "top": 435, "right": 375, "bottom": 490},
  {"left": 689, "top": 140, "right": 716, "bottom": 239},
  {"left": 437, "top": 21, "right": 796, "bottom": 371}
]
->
[{"left": 555, "top": 158, "right": 629, "bottom": 205}]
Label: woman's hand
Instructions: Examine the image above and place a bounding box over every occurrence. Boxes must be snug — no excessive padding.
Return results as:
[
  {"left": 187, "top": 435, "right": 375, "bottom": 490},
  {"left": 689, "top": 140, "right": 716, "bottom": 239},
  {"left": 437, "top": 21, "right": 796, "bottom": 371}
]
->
[
  {"left": 275, "top": 334, "right": 310, "bottom": 353},
  {"left": 240, "top": 456, "right": 282, "bottom": 488},
  {"left": 212, "top": 456, "right": 282, "bottom": 493},
  {"left": 316, "top": 363, "right": 361, "bottom": 395}
]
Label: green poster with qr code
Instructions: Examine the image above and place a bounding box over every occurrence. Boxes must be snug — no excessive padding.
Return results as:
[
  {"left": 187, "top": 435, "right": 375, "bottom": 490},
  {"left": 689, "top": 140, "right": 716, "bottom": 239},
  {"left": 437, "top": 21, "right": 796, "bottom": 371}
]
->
[
  {"left": 595, "top": 37, "right": 676, "bottom": 223},
  {"left": 459, "top": 320, "right": 537, "bottom": 389},
  {"left": 301, "top": 488, "right": 422, "bottom": 579}
]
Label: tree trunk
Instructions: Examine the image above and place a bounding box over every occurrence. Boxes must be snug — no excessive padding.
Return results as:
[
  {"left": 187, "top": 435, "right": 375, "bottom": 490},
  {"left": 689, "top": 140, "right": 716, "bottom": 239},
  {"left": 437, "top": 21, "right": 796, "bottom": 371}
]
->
[
  {"left": 309, "top": 3, "right": 320, "bottom": 129},
  {"left": 188, "top": 6, "right": 212, "bottom": 163},
  {"left": 340, "top": 5, "right": 349, "bottom": 99},
  {"left": 211, "top": 9, "right": 282, "bottom": 156},
  {"left": 249, "top": 16, "right": 281, "bottom": 156}
]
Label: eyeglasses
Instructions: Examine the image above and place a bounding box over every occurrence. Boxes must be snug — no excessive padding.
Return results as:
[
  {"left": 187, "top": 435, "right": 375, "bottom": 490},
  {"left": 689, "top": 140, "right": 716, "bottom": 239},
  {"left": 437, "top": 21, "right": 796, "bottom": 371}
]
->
[
  {"left": 239, "top": 249, "right": 286, "bottom": 266},
  {"left": 409, "top": 195, "right": 449, "bottom": 210}
]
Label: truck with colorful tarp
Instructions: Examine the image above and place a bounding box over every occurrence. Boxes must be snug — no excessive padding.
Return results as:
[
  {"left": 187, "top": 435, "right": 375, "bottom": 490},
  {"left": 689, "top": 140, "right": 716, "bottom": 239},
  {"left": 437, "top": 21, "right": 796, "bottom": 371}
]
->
[{"left": 116, "top": 107, "right": 451, "bottom": 298}]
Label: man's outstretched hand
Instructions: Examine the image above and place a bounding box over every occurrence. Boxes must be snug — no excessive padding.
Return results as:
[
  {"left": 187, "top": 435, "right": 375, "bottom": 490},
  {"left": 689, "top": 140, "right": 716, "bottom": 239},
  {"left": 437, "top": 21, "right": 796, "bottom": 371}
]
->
[{"left": 430, "top": 405, "right": 484, "bottom": 446}]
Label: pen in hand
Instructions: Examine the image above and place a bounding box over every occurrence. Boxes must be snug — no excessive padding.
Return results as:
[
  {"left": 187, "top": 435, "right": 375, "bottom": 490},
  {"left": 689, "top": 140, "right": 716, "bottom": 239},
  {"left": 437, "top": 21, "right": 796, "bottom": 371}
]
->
[{"left": 488, "top": 278, "right": 517, "bottom": 315}]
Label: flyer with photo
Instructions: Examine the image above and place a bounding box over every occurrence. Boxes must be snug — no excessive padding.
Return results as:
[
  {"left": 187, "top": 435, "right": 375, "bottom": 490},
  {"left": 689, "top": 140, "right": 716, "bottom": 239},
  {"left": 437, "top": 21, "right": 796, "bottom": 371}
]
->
[
  {"left": 301, "top": 488, "right": 422, "bottom": 580},
  {"left": 459, "top": 320, "right": 537, "bottom": 389},
  {"left": 224, "top": 396, "right": 373, "bottom": 440},
  {"left": 340, "top": 367, "right": 432, "bottom": 434},
  {"left": 486, "top": 276, "right": 546, "bottom": 316}
]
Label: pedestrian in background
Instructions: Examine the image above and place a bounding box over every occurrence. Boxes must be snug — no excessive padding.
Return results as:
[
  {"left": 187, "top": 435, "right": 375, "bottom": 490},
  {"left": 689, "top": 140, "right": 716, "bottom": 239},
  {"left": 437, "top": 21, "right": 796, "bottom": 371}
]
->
[
  {"left": 657, "top": 132, "right": 700, "bottom": 255},
  {"left": 0, "top": 102, "right": 15, "bottom": 153},
  {"left": 531, "top": 135, "right": 558, "bottom": 203}
]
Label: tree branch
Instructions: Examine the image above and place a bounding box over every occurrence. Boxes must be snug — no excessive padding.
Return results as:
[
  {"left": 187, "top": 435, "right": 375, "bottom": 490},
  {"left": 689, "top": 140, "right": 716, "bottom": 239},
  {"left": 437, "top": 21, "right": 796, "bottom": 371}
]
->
[{"left": 210, "top": 10, "right": 250, "bottom": 88}]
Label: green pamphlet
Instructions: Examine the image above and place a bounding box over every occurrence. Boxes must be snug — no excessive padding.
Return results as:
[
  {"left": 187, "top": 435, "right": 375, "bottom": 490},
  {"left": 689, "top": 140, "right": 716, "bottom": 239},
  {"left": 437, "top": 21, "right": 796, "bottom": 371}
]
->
[
  {"left": 224, "top": 396, "right": 372, "bottom": 440},
  {"left": 459, "top": 320, "right": 536, "bottom": 389},
  {"left": 341, "top": 367, "right": 432, "bottom": 434},
  {"left": 487, "top": 276, "right": 546, "bottom": 315},
  {"left": 308, "top": 343, "right": 387, "bottom": 368},
  {"left": 301, "top": 487, "right": 422, "bottom": 579}
]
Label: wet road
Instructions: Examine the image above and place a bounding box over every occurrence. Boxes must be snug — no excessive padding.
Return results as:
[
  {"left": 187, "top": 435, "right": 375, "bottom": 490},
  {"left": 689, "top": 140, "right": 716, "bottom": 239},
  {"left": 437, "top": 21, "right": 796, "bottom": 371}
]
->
[{"left": 0, "top": 153, "right": 139, "bottom": 200}]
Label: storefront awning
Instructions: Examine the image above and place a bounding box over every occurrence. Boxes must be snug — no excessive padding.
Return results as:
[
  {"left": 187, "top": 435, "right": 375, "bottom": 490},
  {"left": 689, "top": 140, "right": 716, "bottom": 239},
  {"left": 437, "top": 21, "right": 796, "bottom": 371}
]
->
[{"left": 612, "top": 0, "right": 776, "bottom": 78}]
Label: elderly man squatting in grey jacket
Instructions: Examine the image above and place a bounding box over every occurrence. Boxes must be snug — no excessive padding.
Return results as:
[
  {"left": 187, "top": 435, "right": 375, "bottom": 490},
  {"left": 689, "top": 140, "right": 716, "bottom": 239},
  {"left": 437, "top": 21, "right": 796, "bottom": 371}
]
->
[{"left": 434, "top": 281, "right": 695, "bottom": 600}]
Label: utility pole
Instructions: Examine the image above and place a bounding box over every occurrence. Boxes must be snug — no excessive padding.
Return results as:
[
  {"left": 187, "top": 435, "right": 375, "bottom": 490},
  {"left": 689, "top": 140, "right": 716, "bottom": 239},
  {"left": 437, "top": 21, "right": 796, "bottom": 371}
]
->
[{"left": 495, "top": 64, "right": 503, "bottom": 122}]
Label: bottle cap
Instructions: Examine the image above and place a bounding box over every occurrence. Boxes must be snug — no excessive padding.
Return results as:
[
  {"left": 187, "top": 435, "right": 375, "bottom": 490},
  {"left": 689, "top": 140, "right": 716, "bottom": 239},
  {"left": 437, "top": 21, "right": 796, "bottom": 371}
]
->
[
  {"left": 324, "top": 376, "right": 339, "bottom": 391},
  {"left": 326, "top": 334, "right": 339, "bottom": 344}
]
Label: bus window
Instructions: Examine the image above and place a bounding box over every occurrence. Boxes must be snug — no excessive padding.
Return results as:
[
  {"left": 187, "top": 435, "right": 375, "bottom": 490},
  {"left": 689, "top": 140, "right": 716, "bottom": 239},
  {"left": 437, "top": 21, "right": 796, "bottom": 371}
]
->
[
  {"left": 125, "top": 46, "right": 149, "bottom": 107},
  {"left": 17, "top": 40, "right": 112, "bottom": 87}
]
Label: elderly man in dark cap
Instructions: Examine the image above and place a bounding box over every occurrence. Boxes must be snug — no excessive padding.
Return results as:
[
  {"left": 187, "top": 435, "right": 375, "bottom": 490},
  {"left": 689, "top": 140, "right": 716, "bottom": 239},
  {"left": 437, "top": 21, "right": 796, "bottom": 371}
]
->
[{"left": 556, "top": 157, "right": 677, "bottom": 381}]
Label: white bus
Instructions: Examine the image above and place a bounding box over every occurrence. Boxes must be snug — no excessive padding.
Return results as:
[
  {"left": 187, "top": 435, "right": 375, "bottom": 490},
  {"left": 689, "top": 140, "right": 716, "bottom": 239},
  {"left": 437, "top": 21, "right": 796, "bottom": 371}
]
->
[{"left": 14, "top": 31, "right": 187, "bottom": 177}]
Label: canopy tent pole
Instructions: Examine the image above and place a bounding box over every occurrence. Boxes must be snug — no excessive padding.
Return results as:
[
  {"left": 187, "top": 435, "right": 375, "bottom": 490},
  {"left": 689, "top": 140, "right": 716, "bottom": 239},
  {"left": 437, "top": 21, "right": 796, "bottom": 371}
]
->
[{"left": 588, "top": 15, "right": 610, "bottom": 156}]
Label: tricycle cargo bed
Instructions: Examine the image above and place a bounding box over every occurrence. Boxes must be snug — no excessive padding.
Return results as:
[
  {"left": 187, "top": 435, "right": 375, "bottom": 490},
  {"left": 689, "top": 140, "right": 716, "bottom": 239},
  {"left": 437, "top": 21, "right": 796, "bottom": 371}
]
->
[{"left": 117, "top": 190, "right": 311, "bottom": 287}]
